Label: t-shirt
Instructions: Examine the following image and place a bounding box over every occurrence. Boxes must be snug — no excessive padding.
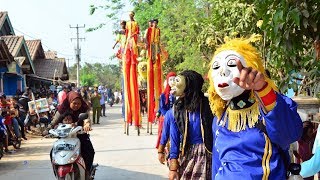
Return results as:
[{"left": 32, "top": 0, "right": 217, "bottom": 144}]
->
[{"left": 58, "top": 91, "right": 67, "bottom": 105}]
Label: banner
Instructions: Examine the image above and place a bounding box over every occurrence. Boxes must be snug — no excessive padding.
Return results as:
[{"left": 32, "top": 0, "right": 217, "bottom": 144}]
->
[{"left": 28, "top": 98, "right": 49, "bottom": 115}]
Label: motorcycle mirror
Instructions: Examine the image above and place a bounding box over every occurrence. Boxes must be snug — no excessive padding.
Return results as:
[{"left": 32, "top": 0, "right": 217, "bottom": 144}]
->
[{"left": 78, "top": 113, "right": 89, "bottom": 121}]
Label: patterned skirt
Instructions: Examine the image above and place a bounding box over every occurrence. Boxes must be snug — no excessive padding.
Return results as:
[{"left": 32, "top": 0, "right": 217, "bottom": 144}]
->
[{"left": 178, "top": 143, "right": 212, "bottom": 180}]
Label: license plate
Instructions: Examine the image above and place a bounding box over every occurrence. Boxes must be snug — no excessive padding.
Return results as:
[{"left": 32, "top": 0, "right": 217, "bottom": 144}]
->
[{"left": 55, "top": 144, "right": 75, "bottom": 151}]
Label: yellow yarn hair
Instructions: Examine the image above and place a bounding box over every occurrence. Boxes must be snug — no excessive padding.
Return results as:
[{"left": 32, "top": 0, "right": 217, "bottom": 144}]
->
[
  {"left": 208, "top": 37, "right": 278, "bottom": 131},
  {"left": 138, "top": 61, "right": 148, "bottom": 81}
]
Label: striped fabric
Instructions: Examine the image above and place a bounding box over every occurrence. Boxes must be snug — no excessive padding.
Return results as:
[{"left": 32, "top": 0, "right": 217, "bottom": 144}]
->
[{"left": 178, "top": 143, "right": 212, "bottom": 180}]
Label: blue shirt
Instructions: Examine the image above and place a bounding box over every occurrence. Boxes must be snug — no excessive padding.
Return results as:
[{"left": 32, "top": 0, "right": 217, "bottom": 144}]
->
[
  {"left": 159, "top": 93, "right": 175, "bottom": 146},
  {"left": 212, "top": 94, "right": 303, "bottom": 180},
  {"left": 169, "top": 109, "right": 203, "bottom": 159},
  {"left": 301, "top": 147, "right": 320, "bottom": 178},
  {"left": 159, "top": 93, "right": 175, "bottom": 116}
]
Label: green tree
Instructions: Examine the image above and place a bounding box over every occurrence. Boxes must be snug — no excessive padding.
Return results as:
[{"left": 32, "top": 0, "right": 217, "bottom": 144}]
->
[{"left": 255, "top": 0, "right": 320, "bottom": 96}]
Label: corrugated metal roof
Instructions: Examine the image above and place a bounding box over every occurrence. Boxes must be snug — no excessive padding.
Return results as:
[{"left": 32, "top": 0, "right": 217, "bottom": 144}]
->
[{"left": 33, "top": 58, "right": 68, "bottom": 80}]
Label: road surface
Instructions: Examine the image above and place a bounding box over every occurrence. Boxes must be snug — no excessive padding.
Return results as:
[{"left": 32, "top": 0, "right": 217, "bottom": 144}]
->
[{"left": 0, "top": 104, "right": 168, "bottom": 180}]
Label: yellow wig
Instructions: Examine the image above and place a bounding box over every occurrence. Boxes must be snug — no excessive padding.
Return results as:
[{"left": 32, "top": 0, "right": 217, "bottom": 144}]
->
[
  {"left": 208, "top": 38, "right": 278, "bottom": 132},
  {"left": 138, "top": 61, "right": 148, "bottom": 81}
]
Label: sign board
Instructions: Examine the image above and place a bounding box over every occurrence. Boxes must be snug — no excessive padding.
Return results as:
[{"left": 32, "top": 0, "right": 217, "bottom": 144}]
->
[{"left": 28, "top": 98, "right": 49, "bottom": 115}]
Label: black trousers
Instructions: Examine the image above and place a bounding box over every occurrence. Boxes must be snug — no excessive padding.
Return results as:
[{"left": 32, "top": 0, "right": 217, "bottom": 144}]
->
[
  {"left": 101, "top": 104, "right": 106, "bottom": 116},
  {"left": 16, "top": 116, "right": 25, "bottom": 138},
  {"left": 78, "top": 134, "right": 95, "bottom": 171}
]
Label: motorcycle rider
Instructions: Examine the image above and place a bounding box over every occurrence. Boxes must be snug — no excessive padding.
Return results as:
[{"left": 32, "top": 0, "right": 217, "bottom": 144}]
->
[
  {"left": 50, "top": 91, "right": 95, "bottom": 173},
  {"left": 18, "top": 92, "right": 31, "bottom": 131}
]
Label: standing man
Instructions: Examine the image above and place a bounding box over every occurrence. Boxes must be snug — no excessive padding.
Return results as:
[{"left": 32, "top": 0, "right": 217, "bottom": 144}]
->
[
  {"left": 98, "top": 85, "right": 106, "bottom": 117},
  {"left": 91, "top": 87, "right": 101, "bottom": 124}
]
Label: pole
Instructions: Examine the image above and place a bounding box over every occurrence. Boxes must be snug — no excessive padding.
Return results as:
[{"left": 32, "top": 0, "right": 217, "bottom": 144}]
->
[{"left": 70, "top": 24, "right": 85, "bottom": 87}]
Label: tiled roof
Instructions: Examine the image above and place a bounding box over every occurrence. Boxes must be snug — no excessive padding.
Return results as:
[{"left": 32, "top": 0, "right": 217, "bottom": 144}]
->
[
  {"left": 0, "top": 39, "right": 13, "bottom": 63},
  {"left": 0, "top": 12, "right": 8, "bottom": 30},
  {"left": 44, "top": 50, "right": 57, "bottom": 59},
  {"left": 33, "top": 58, "right": 68, "bottom": 80},
  {"left": 0, "top": 36, "right": 24, "bottom": 57},
  {"left": 26, "top": 40, "right": 45, "bottom": 60}
]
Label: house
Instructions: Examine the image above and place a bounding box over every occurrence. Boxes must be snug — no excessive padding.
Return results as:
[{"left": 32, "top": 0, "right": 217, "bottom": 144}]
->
[
  {"left": 26, "top": 40, "right": 69, "bottom": 90},
  {"left": 0, "top": 11, "right": 35, "bottom": 95},
  {"left": 1, "top": 35, "right": 35, "bottom": 95}
]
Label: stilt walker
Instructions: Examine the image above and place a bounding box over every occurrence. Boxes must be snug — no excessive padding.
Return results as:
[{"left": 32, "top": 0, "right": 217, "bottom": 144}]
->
[
  {"left": 113, "top": 20, "right": 127, "bottom": 134},
  {"left": 146, "top": 19, "right": 162, "bottom": 134},
  {"left": 124, "top": 11, "right": 141, "bottom": 135}
]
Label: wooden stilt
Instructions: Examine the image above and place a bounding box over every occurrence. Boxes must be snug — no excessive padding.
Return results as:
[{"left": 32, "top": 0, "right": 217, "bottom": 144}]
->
[{"left": 127, "top": 122, "right": 129, "bottom": 136}]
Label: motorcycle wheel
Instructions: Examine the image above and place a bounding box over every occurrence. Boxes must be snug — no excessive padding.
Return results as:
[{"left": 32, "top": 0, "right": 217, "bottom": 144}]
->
[
  {"left": 13, "top": 139, "right": 21, "bottom": 149},
  {"left": 58, "top": 172, "right": 74, "bottom": 180}
]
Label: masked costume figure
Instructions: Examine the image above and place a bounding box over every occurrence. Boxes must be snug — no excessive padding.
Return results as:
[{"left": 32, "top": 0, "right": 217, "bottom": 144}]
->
[
  {"left": 208, "top": 38, "right": 303, "bottom": 179},
  {"left": 124, "top": 11, "right": 141, "bottom": 127},
  {"left": 166, "top": 70, "right": 213, "bottom": 180},
  {"left": 146, "top": 19, "right": 163, "bottom": 124},
  {"left": 156, "top": 72, "right": 176, "bottom": 150},
  {"left": 138, "top": 61, "right": 148, "bottom": 116}
]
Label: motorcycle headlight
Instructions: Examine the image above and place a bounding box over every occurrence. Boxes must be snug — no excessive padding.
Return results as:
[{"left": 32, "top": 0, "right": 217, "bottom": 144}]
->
[{"left": 67, "top": 149, "right": 80, "bottom": 164}]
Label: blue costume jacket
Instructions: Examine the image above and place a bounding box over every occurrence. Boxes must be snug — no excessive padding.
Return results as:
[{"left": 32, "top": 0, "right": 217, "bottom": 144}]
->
[
  {"left": 212, "top": 94, "right": 302, "bottom": 180},
  {"left": 169, "top": 109, "right": 203, "bottom": 159},
  {"left": 159, "top": 93, "right": 175, "bottom": 146}
]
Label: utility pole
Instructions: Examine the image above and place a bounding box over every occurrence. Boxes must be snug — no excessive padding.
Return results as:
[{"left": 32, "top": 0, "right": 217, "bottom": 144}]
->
[
  {"left": 66, "top": 58, "right": 71, "bottom": 69},
  {"left": 70, "top": 24, "right": 85, "bottom": 87}
]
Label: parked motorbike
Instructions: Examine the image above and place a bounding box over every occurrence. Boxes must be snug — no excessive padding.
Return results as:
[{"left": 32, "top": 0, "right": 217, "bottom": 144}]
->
[
  {"left": 107, "top": 97, "right": 114, "bottom": 107},
  {"left": 49, "top": 113, "right": 98, "bottom": 180}
]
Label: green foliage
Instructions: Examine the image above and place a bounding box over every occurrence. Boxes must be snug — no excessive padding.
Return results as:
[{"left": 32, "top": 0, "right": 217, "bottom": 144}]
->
[
  {"left": 80, "top": 73, "right": 96, "bottom": 87},
  {"left": 69, "top": 62, "right": 121, "bottom": 89},
  {"left": 89, "top": 0, "right": 320, "bottom": 96},
  {"left": 255, "top": 0, "right": 320, "bottom": 96}
]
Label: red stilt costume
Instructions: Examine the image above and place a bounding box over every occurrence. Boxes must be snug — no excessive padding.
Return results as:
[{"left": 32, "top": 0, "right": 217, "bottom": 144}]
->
[
  {"left": 146, "top": 19, "right": 162, "bottom": 124},
  {"left": 124, "top": 12, "right": 141, "bottom": 127}
]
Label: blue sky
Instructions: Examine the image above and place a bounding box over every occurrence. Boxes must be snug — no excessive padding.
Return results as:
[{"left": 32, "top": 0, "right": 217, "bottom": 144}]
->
[{"left": 0, "top": 0, "right": 132, "bottom": 66}]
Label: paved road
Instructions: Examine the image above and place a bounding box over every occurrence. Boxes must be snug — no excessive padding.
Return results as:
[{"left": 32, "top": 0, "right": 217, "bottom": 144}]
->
[{"left": 0, "top": 104, "right": 168, "bottom": 180}]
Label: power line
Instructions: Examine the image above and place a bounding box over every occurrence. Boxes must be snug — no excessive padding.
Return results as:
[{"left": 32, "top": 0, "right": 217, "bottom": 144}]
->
[{"left": 13, "top": 27, "right": 108, "bottom": 61}]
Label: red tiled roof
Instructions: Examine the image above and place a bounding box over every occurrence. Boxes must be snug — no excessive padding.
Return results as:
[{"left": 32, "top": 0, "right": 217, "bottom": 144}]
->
[
  {"left": 33, "top": 58, "right": 68, "bottom": 80},
  {"left": 0, "top": 35, "right": 24, "bottom": 57},
  {"left": 26, "top": 40, "right": 45, "bottom": 60},
  {"left": 44, "top": 50, "right": 57, "bottom": 59}
]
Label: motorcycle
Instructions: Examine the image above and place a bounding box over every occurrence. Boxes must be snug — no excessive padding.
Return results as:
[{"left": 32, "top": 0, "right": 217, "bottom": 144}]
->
[
  {"left": 49, "top": 113, "right": 98, "bottom": 180},
  {"left": 107, "top": 97, "right": 114, "bottom": 107}
]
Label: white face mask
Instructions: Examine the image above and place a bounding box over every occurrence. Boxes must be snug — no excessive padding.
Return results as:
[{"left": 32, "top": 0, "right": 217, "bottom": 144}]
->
[
  {"left": 168, "top": 76, "right": 176, "bottom": 88},
  {"left": 211, "top": 50, "right": 246, "bottom": 100}
]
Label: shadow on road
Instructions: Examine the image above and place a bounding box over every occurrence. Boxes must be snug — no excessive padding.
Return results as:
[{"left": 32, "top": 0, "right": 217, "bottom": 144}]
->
[
  {"left": 0, "top": 160, "right": 166, "bottom": 180},
  {"left": 95, "top": 165, "right": 166, "bottom": 180}
]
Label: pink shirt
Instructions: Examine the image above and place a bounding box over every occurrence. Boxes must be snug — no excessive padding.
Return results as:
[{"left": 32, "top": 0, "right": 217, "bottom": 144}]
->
[{"left": 58, "top": 91, "right": 67, "bottom": 105}]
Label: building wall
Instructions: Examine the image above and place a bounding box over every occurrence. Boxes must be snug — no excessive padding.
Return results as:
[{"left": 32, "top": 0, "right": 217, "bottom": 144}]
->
[{"left": 3, "top": 74, "right": 18, "bottom": 95}]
